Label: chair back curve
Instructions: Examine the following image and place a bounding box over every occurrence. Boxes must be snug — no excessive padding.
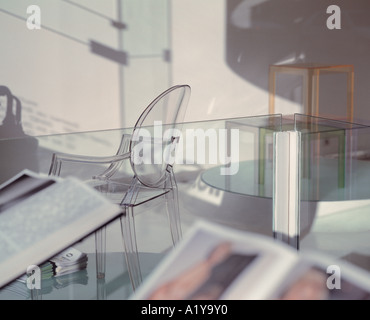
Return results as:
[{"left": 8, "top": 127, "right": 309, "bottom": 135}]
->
[{"left": 129, "top": 84, "right": 191, "bottom": 188}]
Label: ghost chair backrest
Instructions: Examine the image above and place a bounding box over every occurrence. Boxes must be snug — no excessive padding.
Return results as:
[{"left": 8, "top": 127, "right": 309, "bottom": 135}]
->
[{"left": 129, "top": 85, "right": 191, "bottom": 188}]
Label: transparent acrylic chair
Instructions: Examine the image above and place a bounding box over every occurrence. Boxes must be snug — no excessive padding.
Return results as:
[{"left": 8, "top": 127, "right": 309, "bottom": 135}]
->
[{"left": 49, "top": 85, "right": 191, "bottom": 290}]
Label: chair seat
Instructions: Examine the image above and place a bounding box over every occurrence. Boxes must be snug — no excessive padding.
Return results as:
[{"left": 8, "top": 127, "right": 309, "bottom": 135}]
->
[{"left": 87, "top": 178, "right": 171, "bottom": 207}]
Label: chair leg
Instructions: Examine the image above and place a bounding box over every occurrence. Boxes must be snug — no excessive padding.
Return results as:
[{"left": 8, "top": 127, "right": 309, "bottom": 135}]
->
[
  {"left": 96, "top": 278, "right": 107, "bottom": 300},
  {"left": 95, "top": 227, "right": 106, "bottom": 279},
  {"left": 120, "top": 206, "right": 142, "bottom": 290},
  {"left": 30, "top": 288, "right": 42, "bottom": 300},
  {"left": 165, "top": 187, "right": 182, "bottom": 246},
  {"left": 165, "top": 168, "right": 182, "bottom": 245}
]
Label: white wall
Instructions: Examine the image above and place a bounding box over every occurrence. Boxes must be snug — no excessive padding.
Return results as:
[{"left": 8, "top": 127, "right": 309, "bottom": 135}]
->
[
  {"left": 172, "top": 0, "right": 283, "bottom": 122},
  {"left": 0, "top": 0, "right": 121, "bottom": 135}
]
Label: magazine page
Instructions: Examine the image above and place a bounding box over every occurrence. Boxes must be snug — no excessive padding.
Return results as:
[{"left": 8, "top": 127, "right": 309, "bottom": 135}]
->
[
  {"left": 132, "top": 220, "right": 300, "bottom": 300},
  {"left": 269, "top": 250, "right": 370, "bottom": 300},
  {"left": 0, "top": 169, "right": 122, "bottom": 288},
  {"left": 0, "top": 169, "right": 60, "bottom": 212}
]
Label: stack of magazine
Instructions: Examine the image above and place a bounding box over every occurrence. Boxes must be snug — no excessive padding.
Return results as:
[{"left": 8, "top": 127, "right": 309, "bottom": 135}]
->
[
  {"left": 43, "top": 247, "right": 88, "bottom": 278},
  {"left": 0, "top": 247, "right": 88, "bottom": 299}
]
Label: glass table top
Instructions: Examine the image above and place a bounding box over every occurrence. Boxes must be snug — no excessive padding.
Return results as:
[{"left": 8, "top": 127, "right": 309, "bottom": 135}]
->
[{"left": 201, "top": 158, "right": 370, "bottom": 201}]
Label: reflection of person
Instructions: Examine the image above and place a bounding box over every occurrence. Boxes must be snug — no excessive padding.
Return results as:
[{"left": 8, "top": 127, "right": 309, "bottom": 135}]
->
[
  {"left": 280, "top": 268, "right": 329, "bottom": 300},
  {"left": 0, "top": 85, "right": 25, "bottom": 138},
  {"left": 148, "top": 242, "right": 257, "bottom": 300},
  {"left": 0, "top": 86, "right": 13, "bottom": 128}
]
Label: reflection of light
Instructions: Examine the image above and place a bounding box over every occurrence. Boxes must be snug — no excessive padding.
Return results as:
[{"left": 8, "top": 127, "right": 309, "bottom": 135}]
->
[
  {"left": 275, "top": 54, "right": 297, "bottom": 65},
  {"left": 274, "top": 52, "right": 305, "bottom": 65},
  {"left": 207, "top": 97, "right": 216, "bottom": 115},
  {"left": 316, "top": 199, "right": 370, "bottom": 219},
  {"left": 231, "top": 0, "right": 268, "bottom": 29},
  {"left": 294, "top": 17, "right": 304, "bottom": 23},
  {"left": 186, "top": 175, "right": 224, "bottom": 206},
  {"left": 237, "top": 53, "right": 242, "bottom": 63},
  {"left": 298, "top": 53, "right": 305, "bottom": 60}
]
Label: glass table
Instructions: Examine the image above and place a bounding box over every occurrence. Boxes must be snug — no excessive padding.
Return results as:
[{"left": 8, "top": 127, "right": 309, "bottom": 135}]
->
[
  {"left": 201, "top": 114, "right": 370, "bottom": 254},
  {"left": 202, "top": 114, "right": 370, "bottom": 201},
  {"left": 1, "top": 114, "right": 370, "bottom": 299}
]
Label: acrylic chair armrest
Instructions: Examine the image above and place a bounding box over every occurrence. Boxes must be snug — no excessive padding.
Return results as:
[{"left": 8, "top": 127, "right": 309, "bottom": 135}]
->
[
  {"left": 95, "top": 133, "right": 132, "bottom": 180},
  {"left": 49, "top": 151, "right": 131, "bottom": 177},
  {"left": 49, "top": 133, "right": 132, "bottom": 178}
]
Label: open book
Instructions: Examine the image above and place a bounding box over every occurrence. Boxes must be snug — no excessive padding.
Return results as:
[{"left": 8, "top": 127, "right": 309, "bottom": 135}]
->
[
  {"left": 132, "top": 220, "right": 370, "bottom": 300},
  {"left": 0, "top": 169, "right": 123, "bottom": 289}
]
